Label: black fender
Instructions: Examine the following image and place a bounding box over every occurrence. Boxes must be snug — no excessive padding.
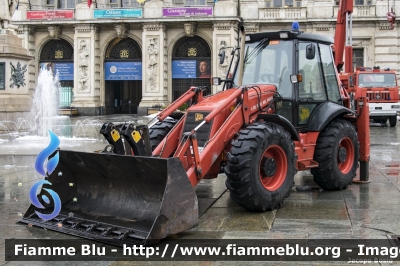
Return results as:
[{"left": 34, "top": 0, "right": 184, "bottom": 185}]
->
[
  {"left": 256, "top": 114, "right": 300, "bottom": 141},
  {"left": 307, "top": 102, "right": 355, "bottom": 132}
]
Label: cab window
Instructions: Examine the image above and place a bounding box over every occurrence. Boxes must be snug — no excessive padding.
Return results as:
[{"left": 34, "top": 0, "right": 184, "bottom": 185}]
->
[
  {"left": 298, "top": 42, "right": 326, "bottom": 101},
  {"left": 319, "top": 44, "right": 341, "bottom": 103}
]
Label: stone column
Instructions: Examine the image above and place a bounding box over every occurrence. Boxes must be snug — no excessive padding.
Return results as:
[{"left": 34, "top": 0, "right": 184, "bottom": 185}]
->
[
  {"left": 75, "top": 0, "right": 94, "bottom": 19},
  {"left": 374, "top": 22, "right": 399, "bottom": 71},
  {"left": 19, "top": 25, "right": 36, "bottom": 96},
  {"left": 240, "top": 0, "right": 259, "bottom": 19},
  {"left": 212, "top": 21, "right": 240, "bottom": 93},
  {"left": 0, "top": 28, "right": 34, "bottom": 121},
  {"left": 214, "top": 0, "right": 238, "bottom": 17},
  {"left": 307, "top": 0, "right": 333, "bottom": 20},
  {"left": 71, "top": 24, "right": 101, "bottom": 116},
  {"left": 138, "top": 23, "right": 168, "bottom": 115}
]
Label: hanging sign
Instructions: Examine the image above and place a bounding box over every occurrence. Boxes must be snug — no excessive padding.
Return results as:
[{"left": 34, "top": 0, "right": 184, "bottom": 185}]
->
[
  {"left": 94, "top": 9, "right": 142, "bottom": 18},
  {"left": 172, "top": 60, "right": 196, "bottom": 78},
  {"left": 104, "top": 62, "right": 142, "bottom": 80},
  {"left": 172, "top": 59, "right": 211, "bottom": 79},
  {"left": 162, "top": 7, "right": 213, "bottom": 17},
  {"left": 40, "top": 62, "right": 74, "bottom": 80},
  {"left": 27, "top": 11, "right": 74, "bottom": 19}
]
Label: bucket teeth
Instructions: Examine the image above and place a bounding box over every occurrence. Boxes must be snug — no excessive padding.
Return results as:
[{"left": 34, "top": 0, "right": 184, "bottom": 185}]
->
[{"left": 100, "top": 123, "right": 151, "bottom": 156}]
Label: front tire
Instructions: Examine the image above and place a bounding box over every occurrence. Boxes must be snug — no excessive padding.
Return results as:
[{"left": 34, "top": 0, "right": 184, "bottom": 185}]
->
[
  {"left": 311, "top": 119, "right": 359, "bottom": 190},
  {"left": 148, "top": 117, "right": 178, "bottom": 151},
  {"left": 225, "top": 123, "right": 296, "bottom": 211}
]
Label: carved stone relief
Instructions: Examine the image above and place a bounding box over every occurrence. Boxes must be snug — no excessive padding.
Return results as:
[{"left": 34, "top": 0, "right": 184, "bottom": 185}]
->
[
  {"left": 48, "top": 26, "right": 62, "bottom": 39},
  {"left": 218, "top": 39, "right": 230, "bottom": 77},
  {"left": 147, "top": 37, "right": 159, "bottom": 91},
  {"left": 115, "top": 24, "right": 129, "bottom": 39},
  {"left": 184, "top": 22, "right": 197, "bottom": 37},
  {"left": 78, "top": 39, "right": 90, "bottom": 91},
  {"left": 244, "top": 23, "right": 259, "bottom": 33},
  {"left": 10, "top": 62, "right": 27, "bottom": 88}
]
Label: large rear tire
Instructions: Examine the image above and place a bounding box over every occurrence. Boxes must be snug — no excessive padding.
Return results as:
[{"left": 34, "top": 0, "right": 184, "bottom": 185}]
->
[
  {"left": 225, "top": 123, "right": 296, "bottom": 211},
  {"left": 311, "top": 119, "right": 359, "bottom": 190},
  {"left": 148, "top": 117, "right": 178, "bottom": 151}
]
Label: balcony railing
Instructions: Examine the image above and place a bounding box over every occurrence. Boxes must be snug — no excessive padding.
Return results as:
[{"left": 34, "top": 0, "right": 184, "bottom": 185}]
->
[
  {"left": 333, "top": 5, "right": 375, "bottom": 17},
  {"left": 259, "top": 7, "right": 306, "bottom": 19},
  {"left": 259, "top": 4, "right": 391, "bottom": 20}
]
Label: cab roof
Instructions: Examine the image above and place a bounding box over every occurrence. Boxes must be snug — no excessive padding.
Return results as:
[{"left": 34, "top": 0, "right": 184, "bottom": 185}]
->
[{"left": 246, "top": 31, "right": 334, "bottom": 45}]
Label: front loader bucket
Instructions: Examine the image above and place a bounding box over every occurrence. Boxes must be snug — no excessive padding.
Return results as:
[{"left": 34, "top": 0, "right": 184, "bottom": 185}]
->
[{"left": 20, "top": 150, "right": 198, "bottom": 246}]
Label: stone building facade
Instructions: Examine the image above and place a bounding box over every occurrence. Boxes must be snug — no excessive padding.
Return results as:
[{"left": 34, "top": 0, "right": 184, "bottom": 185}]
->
[{"left": 9, "top": 0, "right": 399, "bottom": 115}]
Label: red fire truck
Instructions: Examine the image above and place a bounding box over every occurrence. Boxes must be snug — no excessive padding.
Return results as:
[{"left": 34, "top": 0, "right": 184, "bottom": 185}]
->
[
  {"left": 355, "top": 66, "right": 399, "bottom": 127},
  {"left": 334, "top": 0, "right": 400, "bottom": 127}
]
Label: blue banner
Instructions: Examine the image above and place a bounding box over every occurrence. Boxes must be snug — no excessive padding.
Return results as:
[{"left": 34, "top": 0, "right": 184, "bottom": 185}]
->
[
  {"left": 40, "top": 62, "right": 74, "bottom": 80},
  {"left": 104, "top": 62, "right": 142, "bottom": 80},
  {"left": 94, "top": 9, "right": 142, "bottom": 18},
  {"left": 54, "top": 63, "right": 74, "bottom": 80},
  {"left": 172, "top": 60, "right": 196, "bottom": 78}
]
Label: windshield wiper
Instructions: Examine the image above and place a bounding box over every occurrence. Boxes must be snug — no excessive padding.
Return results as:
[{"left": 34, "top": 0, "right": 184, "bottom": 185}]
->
[{"left": 244, "top": 38, "right": 269, "bottom": 65}]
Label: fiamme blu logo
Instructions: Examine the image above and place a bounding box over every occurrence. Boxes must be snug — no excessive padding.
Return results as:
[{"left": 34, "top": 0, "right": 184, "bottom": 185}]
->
[{"left": 29, "top": 130, "right": 62, "bottom": 220}]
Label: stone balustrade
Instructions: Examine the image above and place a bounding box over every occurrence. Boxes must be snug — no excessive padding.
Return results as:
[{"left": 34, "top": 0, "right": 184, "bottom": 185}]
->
[
  {"left": 257, "top": 4, "right": 392, "bottom": 20},
  {"left": 259, "top": 7, "right": 306, "bottom": 19}
]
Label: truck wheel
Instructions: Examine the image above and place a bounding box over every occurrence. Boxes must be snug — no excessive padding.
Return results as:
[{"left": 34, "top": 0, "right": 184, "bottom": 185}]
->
[
  {"left": 389, "top": 116, "right": 397, "bottom": 127},
  {"left": 225, "top": 123, "right": 296, "bottom": 211},
  {"left": 148, "top": 117, "right": 178, "bottom": 150},
  {"left": 311, "top": 119, "right": 359, "bottom": 190}
]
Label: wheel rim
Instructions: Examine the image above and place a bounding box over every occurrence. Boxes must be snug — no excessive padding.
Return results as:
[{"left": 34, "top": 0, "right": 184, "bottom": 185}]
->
[
  {"left": 259, "top": 145, "right": 287, "bottom": 191},
  {"left": 338, "top": 137, "right": 354, "bottom": 174}
]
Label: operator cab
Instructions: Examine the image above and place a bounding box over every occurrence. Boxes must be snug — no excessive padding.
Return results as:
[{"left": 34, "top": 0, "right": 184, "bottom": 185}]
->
[{"left": 221, "top": 24, "right": 344, "bottom": 130}]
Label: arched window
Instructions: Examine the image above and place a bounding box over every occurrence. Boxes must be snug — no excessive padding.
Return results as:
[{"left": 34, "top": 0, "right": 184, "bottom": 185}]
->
[{"left": 171, "top": 36, "right": 211, "bottom": 101}]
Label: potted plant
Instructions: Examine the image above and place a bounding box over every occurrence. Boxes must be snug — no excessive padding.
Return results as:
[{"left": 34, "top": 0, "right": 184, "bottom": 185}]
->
[{"left": 147, "top": 104, "right": 163, "bottom": 115}]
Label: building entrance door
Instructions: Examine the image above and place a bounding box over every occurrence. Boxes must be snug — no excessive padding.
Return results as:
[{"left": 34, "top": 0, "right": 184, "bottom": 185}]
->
[{"left": 105, "top": 80, "right": 142, "bottom": 114}]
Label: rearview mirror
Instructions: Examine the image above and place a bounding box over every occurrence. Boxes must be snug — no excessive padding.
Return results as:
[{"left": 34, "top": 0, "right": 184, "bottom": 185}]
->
[
  {"left": 218, "top": 51, "right": 226, "bottom": 65},
  {"left": 306, "top": 44, "right": 315, "bottom": 60}
]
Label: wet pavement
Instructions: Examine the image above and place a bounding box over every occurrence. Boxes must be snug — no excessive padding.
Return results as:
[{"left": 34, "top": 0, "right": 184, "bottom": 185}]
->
[{"left": 0, "top": 116, "right": 400, "bottom": 265}]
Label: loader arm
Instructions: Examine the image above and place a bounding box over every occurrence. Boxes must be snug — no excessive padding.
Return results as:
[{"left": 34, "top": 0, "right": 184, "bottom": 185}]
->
[
  {"left": 333, "top": 0, "right": 353, "bottom": 73},
  {"left": 184, "top": 104, "right": 245, "bottom": 187},
  {"left": 173, "top": 86, "right": 277, "bottom": 187},
  {"left": 175, "top": 88, "right": 245, "bottom": 187},
  {"left": 152, "top": 118, "right": 184, "bottom": 158},
  {"left": 157, "top": 86, "right": 204, "bottom": 121}
]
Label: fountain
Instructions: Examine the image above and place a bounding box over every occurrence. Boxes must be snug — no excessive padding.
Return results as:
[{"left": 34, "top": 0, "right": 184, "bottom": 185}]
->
[
  {"left": 0, "top": 68, "right": 149, "bottom": 155},
  {"left": 30, "top": 68, "right": 61, "bottom": 138}
]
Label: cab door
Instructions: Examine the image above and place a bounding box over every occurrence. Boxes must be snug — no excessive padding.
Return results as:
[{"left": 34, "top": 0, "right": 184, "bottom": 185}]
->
[{"left": 296, "top": 42, "right": 341, "bottom": 128}]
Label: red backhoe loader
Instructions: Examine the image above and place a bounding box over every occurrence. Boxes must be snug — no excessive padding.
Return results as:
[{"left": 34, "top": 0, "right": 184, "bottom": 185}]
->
[{"left": 21, "top": 20, "right": 370, "bottom": 246}]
